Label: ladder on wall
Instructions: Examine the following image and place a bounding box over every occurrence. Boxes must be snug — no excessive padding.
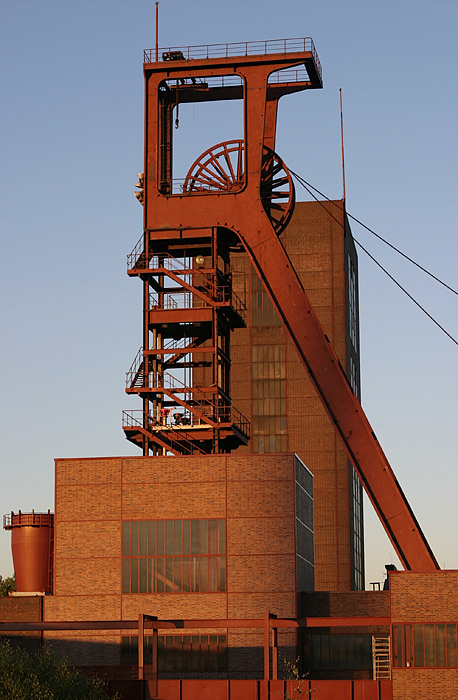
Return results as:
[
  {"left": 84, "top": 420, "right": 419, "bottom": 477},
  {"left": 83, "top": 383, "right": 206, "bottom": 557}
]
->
[{"left": 372, "top": 636, "right": 391, "bottom": 680}]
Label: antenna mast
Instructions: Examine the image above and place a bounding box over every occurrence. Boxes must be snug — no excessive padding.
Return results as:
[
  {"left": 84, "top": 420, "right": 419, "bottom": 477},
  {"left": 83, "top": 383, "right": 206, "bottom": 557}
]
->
[{"left": 340, "top": 88, "right": 346, "bottom": 201}]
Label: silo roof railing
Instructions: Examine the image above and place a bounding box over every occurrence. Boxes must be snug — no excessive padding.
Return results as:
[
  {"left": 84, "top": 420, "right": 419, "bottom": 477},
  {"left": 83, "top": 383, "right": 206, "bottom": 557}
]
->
[{"left": 3, "top": 510, "right": 54, "bottom": 529}]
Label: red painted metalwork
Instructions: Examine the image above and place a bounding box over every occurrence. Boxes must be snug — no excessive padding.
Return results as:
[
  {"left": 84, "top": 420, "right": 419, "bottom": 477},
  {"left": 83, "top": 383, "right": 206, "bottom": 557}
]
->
[
  {"left": 124, "top": 38, "right": 439, "bottom": 572},
  {"left": 0, "top": 615, "right": 390, "bottom": 632},
  {"left": 3, "top": 510, "right": 54, "bottom": 593}
]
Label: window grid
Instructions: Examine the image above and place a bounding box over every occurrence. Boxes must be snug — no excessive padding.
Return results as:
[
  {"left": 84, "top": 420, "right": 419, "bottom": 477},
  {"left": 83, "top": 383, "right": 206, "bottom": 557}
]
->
[
  {"left": 122, "top": 519, "right": 226, "bottom": 594},
  {"left": 393, "top": 623, "right": 458, "bottom": 668},
  {"left": 121, "top": 634, "right": 228, "bottom": 672},
  {"left": 347, "top": 254, "right": 358, "bottom": 351},
  {"left": 252, "top": 344, "right": 287, "bottom": 453},
  {"left": 303, "top": 633, "right": 372, "bottom": 671}
]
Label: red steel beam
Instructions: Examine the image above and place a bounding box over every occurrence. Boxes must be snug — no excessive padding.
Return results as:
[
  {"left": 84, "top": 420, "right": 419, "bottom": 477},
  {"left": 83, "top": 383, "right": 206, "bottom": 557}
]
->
[
  {"left": 233, "top": 212, "right": 439, "bottom": 572},
  {"left": 0, "top": 616, "right": 390, "bottom": 632}
]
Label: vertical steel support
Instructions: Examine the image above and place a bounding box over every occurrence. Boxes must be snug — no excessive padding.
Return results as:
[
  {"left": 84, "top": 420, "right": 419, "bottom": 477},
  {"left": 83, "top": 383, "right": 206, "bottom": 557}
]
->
[
  {"left": 272, "top": 623, "right": 278, "bottom": 680},
  {"left": 264, "top": 611, "right": 271, "bottom": 681},
  {"left": 138, "top": 613, "right": 144, "bottom": 680},
  {"left": 151, "top": 627, "right": 158, "bottom": 696}
]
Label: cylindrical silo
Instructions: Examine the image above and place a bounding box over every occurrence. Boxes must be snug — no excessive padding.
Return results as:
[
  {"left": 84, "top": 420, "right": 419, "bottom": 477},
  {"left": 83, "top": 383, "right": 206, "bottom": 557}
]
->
[{"left": 3, "top": 510, "right": 54, "bottom": 593}]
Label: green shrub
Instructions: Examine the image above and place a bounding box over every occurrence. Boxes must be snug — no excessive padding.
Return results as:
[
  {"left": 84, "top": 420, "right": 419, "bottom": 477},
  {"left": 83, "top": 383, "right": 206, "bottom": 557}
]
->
[{"left": 0, "top": 640, "right": 114, "bottom": 700}]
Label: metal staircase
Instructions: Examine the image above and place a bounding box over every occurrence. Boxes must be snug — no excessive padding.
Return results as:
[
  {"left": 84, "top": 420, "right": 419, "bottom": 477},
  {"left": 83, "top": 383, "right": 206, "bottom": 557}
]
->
[{"left": 123, "top": 229, "right": 250, "bottom": 455}]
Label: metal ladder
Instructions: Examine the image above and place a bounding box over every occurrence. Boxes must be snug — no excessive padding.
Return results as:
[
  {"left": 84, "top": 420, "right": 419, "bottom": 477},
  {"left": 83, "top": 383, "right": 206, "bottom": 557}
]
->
[{"left": 372, "top": 636, "right": 391, "bottom": 680}]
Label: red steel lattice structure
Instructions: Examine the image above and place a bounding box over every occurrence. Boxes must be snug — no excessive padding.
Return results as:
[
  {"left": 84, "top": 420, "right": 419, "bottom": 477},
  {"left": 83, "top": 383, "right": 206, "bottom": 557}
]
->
[{"left": 122, "top": 38, "right": 438, "bottom": 573}]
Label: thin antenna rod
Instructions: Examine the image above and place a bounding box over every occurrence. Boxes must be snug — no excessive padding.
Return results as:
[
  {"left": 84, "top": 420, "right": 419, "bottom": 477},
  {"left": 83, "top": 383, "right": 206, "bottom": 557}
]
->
[
  {"left": 339, "top": 88, "right": 346, "bottom": 201},
  {"left": 155, "top": 2, "right": 159, "bottom": 62}
]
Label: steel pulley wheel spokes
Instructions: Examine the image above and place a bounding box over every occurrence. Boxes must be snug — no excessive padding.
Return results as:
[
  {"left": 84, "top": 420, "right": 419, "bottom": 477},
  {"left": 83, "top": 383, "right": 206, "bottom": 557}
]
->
[
  {"left": 260, "top": 147, "right": 295, "bottom": 235},
  {"left": 184, "top": 140, "right": 295, "bottom": 235},
  {"left": 184, "top": 140, "right": 245, "bottom": 193}
]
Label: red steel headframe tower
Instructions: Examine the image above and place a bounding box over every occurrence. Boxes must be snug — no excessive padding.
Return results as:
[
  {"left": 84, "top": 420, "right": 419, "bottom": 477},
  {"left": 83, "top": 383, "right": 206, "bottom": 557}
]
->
[{"left": 122, "top": 38, "right": 439, "bottom": 573}]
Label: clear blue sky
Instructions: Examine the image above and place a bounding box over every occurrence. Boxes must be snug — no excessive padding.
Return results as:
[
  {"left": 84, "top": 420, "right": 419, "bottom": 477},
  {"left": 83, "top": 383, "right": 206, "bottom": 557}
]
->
[{"left": 1, "top": 0, "right": 457, "bottom": 587}]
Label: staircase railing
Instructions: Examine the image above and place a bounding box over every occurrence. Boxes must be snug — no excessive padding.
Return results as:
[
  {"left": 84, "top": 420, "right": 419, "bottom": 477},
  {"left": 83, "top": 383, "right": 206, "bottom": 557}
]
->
[{"left": 122, "top": 410, "right": 206, "bottom": 455}]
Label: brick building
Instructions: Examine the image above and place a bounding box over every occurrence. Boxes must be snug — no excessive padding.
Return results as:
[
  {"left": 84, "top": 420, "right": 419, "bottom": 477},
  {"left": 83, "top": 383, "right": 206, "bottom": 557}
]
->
[
  {"left": 42, "top": 452, "right": 313, "bottom": 678},
  {"left": 231, "top": 200, "right": 364, "bottom": 591}
]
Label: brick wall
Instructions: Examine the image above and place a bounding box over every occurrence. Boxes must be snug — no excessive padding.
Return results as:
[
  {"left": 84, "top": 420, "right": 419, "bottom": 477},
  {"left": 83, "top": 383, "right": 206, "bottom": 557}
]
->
[
  {"left": 45, "top": 453, "right": 304, "bottom": 676},
  {"left": 390, "top": 570, "right": 458, "bottom": 622},
  {"left": 231, "top": 201, "right": 359, "bottom": 591},
  {"left": 0, "top": 595, "right": 42, "bottom": 649},
  {"left": 390, "top": 571, "right": 458, "bottom": 700}
]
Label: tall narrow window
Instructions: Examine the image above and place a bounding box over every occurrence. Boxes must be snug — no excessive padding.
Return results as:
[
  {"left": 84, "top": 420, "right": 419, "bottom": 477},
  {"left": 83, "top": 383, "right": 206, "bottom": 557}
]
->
[{"left": 252, "top": 344, "right": 286, "bottom": 453}]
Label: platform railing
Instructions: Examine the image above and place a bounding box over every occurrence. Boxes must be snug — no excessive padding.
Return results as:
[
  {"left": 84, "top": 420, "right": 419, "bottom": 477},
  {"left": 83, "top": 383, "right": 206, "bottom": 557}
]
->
[
  {"left": 122, "top": 410, "right": 207, "bottom": 455},
  {"left": 3, "top": 510, "right": 54, "bottom": 529},
  {"left": 144, "top": 37, "right": 321, "bottom": 80}
]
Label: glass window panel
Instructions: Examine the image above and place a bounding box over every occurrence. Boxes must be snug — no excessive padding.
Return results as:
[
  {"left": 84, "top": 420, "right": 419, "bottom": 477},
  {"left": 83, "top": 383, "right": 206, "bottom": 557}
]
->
[
  {"left": 329, "top": 635, "right": 339, "bottom": 669},
  {"left": 158, "top": 637, "right": 165, "bottom": 673},
  {"left": 191, "top": 557, "right": 199, "bottom": 592},
  {"left": 321, "top": 635, "right": 330, "bottom": 670},
  {"left": 121, "top": 636, "right": 131, "bottom": 665},
  {"left": 173, "top": 636, "right": 183, "bottom": 671},
  {"left": 209, "top": 519, "right": 217, "bottom": 554},
  {"left": 191, "top": 636, "right": 200, "bottom": 670},
  {"left": 131, "top": 559, "right": 138, "bottom": 594},
  {"left": 447, "top": 624, "right": 457, "bottom": 667},
  {"left": 209, "top": 556, "right": 217, "bottom": 592},
  {"left": 122, "top": 522, "right": 130, "bottom": 556},
  {"left": 191, "top": 520, "right": 199, "bottom": 555},
  {"left": 217, "top": 556, "right": 226, "bottom": 592},
  {"left": 200, "top": 557, "right": 209, "bottom": 592},
  {"left": 131, "top": 636, "right": 138, "bottom": 665},
  {"left": 182, "top": 557, "right": 191, "bottom": 592},
  {"left": 425, "top": 625, "right": 435, "bottom": 667},
  {"left": 182, "top": 635, "right": 192, "bottom": 671},
  {"left": 122, "top": 559, "right": 130, "bottom": 593},
  {"left": 200, "top": 635, "right": 209, "bottom": 670},
  {"left": 139, "top": 521, "right": 147, "bottom": 555},
  {"left": 209, "top": 635, "right": 218, "bottom": 670},
  {"left": 131, "top": 522, "right": 138, "bottom": 556},
  {"left": 156, "top": 558, "right": 164, "bottom": 593},
  {"left": 347, "top": 635, "right": 355, "bottom": 670},
  {"left": 164, "top": 636, "right": 174, "bottom": 672},
  {"left": 183, "top": 520, "right": 190, "bottom": 555},
  {"left": 436, "top": 624, "right": 446, "bottom": 667},
  {"left": 165, "top": 521, "right": 174, "bottom": 555},
  {"left": 200, "top": 520, "right": 208, "bottom": 555},
  {"left": 392, "top": 626, "right": 404, "bottom": 668},
  {"left": 311, "top": 635, "right": 320, "bottom": 669},
  {"left": 338, "top": 634, "right": 348, "bottom": 670},
  {"left": 148, "top": 521, "right": 156, "bottom": 555},
  {"left": 165, "top": 558, "right": 174, "bottom": 592},
  {"left": 139, "top": 558, "right": 147, "bottom": 593},
  {"left": 414, "top": 625, "right": 425, "bottom": 667},
  {"left": 174, "top": 557, "right": 182, "bottom": 592},
  {"left": 144, "top": 637, "right": 153, "bottom": 666},
  {"left": 356, "top": 634, "right": 371, "bottom": 669},
  {"left": 174, "top": 520, "right": 182, "bottom": 554},
  {"left": 404, "top": 625, "right": 413, "bottom": 667},
  {"left": 218, "top": 635, "right": 227, "bottom": 672},
  {"left": 156, "top": 521, "right": 164, "bottom": 555},
  {"left": 148, "top": 558, "right": 155, "bottom": 593},
  {"left": 217, "top": 519, "right": 226, "bottom": 554}
]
